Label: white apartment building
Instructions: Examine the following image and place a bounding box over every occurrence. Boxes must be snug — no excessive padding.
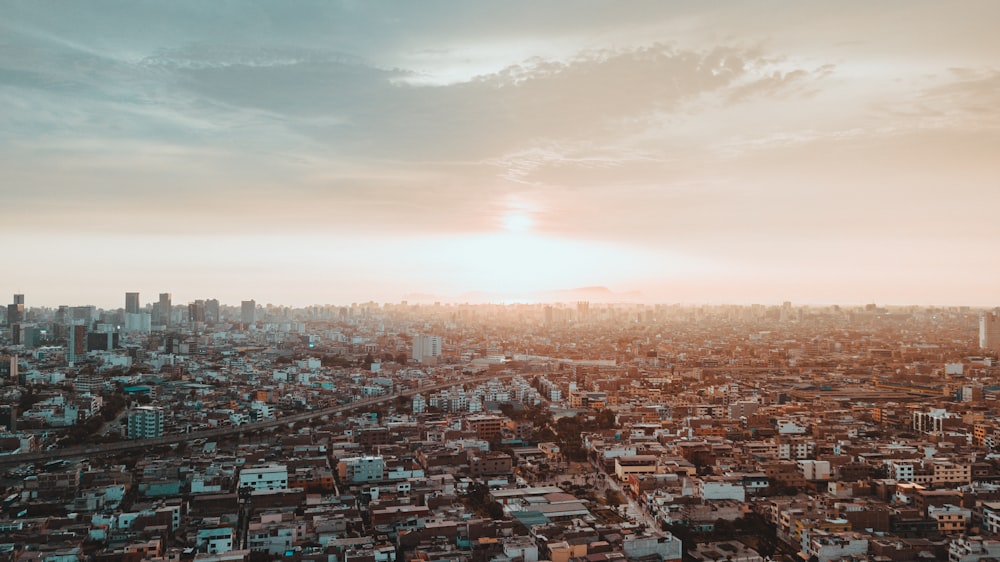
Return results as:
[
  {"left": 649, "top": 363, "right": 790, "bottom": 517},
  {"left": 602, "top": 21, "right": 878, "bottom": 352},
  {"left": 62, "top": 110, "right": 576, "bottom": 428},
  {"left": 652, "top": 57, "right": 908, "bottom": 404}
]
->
[
  {"left": 238, "top": 464, "right": 288, "bottom": 492},
  {"left": 197, "top": 527, "right": 234, "bottom": 555}
]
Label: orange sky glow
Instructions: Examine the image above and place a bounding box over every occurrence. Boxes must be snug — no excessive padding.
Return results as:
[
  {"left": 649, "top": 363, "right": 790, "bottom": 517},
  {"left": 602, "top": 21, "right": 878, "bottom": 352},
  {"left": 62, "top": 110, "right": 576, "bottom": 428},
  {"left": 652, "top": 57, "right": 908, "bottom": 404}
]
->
[{"left": 2, "top": 2, "right": 999, "bottom": 308}]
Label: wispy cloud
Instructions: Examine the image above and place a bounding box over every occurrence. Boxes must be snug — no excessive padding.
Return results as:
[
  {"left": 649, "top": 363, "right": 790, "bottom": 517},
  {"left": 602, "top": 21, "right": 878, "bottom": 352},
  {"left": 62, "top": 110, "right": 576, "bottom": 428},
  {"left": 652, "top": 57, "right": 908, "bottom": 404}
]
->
[{"left": 2, "top": 2, "right": 1000, "bottom": 305}]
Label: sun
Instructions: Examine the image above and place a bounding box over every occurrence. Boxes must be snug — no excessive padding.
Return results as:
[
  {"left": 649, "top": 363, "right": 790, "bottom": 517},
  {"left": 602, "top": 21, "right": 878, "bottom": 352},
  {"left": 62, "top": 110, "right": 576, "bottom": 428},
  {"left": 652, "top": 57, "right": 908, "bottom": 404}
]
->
[{"left": 502, "top": 212, "right": 534, "bottom": 233}]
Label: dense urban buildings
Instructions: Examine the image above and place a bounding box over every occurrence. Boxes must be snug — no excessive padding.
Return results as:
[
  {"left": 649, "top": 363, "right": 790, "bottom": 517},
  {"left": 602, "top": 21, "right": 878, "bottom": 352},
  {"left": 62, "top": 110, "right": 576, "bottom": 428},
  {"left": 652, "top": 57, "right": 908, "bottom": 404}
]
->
[{"left": 3, "top": 295, "right": 1000, "bottom": 561}]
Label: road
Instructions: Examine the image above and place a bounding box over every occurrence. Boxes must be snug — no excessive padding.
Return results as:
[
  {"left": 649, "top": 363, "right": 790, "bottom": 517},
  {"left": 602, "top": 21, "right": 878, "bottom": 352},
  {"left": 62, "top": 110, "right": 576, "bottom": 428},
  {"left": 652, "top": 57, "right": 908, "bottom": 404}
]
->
[
  {"left": 583, "top": 458, "right": 659, "bottom": 531},
  {"left": 0, "top": 371, "right": 519, "bottom": 467},
  {"left": 605, "top": 469, "right": 659, "bottom": 530}
]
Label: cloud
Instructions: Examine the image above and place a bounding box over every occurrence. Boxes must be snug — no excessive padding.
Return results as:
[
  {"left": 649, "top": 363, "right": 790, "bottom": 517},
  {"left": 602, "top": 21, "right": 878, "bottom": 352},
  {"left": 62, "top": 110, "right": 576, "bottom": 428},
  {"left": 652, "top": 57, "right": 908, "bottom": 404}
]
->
[
  {"left": 154, "top": 42, "right": 780, "bottom": 165},
  {"left": 918, "top": 68, "right": 1000, "bottom": 126},
  {"left": 3, "top": 2, "right": 1000, "bottom": 306},
  {"left": 2, "top": 29, "right": 828, "bottom": 238}
]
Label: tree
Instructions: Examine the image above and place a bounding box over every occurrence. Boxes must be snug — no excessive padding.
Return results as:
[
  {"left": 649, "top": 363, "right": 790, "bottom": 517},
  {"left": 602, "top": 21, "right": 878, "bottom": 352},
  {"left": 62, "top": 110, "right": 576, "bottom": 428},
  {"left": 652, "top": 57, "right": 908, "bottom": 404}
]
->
[
  {"left": 249, "top": 552, "right": 273, "bottom": 562},
  {"left": 593, "top": 409, "right": 616, "bottom": 429},
  {"left": 361, "top": 353, "right": 375, "bottom": 369},
  {"left": 485, "top": 501, "right": 505, "bottom": 520},
  {"left": 710, "top": 518, "right": 735, "bottom": 540},
  {"left": 18, "top": 389, "right": 41, "bottom": 411},
  {"left": 321, "top": 354, "right": 351, "bottom": 368},
  {"left": 533, "top": 426, "right": 557, "bottom": 443},
  {"left": 606, "top": 490, "right": 623, "bottom": 506},
  {"left": 555, "top": 415, "right": 587, "bottom": 461},
  {"left": 498, "top": 402, "right": 523, "bottom": 421},
  {"left": 662, "top": 524, "right": 694, "bottom": 558},
  {"left": 463, "top": 479, "right": 504, "bottom": 519},
  {"left": 101, "top": 393, "right": 127, "bottom": 421}
]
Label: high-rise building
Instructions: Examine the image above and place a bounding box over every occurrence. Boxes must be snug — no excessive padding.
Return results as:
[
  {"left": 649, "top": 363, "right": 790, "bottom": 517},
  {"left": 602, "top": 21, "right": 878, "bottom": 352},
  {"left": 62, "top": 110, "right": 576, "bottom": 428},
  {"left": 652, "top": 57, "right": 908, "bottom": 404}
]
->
[
  {"left": 19, "top": 326, "right": 43, "bottom": 349},
  {"left": 125, "top": 292, "right": 140, "bottom": 314},
  {"left": 0, "top": 404, "right": 15, "bottom": 432},
  {"left": 6, "top": 304, "right": 24, "bottom": 326},
  {"left": 158, "top": 293, "right": 172, "bottom": 326},
  {"left": 205, "top": 299, "right": 220, "bottom": 324},
  {"left": 780, "top": 301, "right": 793, "bottom": 323},
  {"left": 0, "top": 354, "right": 18, "bottom": 382},
  {"left": 7, "top": 297, "right": 24, "bottom": 344},
  {"left": 67, "top": 323, "right": 87, "bottom": 366},
  {"left": 124, "top": 312, "right": 151, "bottom": 335},
  {"left": 412, "top": 334, "right": 442, "bottom": 364},
  {"left": 71, "top": 306, "right": 96, "bottom": 323},
  {"left": 188, "top": 300, "right": 206, "bottom": 324},
  {"left": 241, "top": 300, "right": 256, "bottom": 325},
  {"left": 86, "top": 332, "right": 118, "bottom": 352},
  {"left": 127, "top": 405, "right": 165, "bottom": 439},
  {"left": 980, "top": 311, "right": 1000, "bottom": 352}
]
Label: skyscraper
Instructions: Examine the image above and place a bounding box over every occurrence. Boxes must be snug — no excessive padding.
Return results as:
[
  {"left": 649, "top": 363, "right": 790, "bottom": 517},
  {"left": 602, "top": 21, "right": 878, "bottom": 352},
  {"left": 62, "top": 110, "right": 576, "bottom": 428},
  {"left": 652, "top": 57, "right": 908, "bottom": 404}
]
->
[
  {"left": 6, "top": 304, "right": 23, "bottom": 326},
  {"left": 67, "top": 323, "right": 86, "bottom": 366},
  {"left": 124, "top": 292, "right": 149, "bottom": 334},
  {"left": 412, "top": 334, "right": 442, "bottom": 364},
  {"left": 980, "top": 311, "right": 1000, "bottom": 352},
  {"left": 124, "top": 311, "right": 151, "bottom": 335},
  {"left": 158, "top": 293, "right": 172, "bottom": 326},
  {"left": 125, "top": 292, "right": 140, "bottom": 314},
  {"left": 205, "top": 298, "right": 220, "bottom": 324},
  {"left": 189, "top": 300, "right": 206, "bottom": 324},
  {"left": 241, "top": 300, "right": 256, "bottom": 325},
  {"left": 12, "top": 294, "right": 23, "bottom": 305}
]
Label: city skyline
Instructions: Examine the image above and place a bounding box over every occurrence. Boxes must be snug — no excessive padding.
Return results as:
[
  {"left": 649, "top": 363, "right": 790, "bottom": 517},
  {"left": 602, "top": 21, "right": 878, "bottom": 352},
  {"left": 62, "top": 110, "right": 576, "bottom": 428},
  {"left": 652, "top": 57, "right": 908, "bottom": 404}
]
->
[
  {"left": 3, "top": 2, "right": 1000, "bottom": 307},
  {"left": 7, "top": 288, "right": 1000, "bottom": 313}
]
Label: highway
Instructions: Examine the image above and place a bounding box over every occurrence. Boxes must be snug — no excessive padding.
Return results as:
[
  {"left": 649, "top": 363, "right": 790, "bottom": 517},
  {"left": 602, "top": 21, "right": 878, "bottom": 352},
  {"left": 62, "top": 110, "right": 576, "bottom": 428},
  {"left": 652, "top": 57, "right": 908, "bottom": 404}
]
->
[{"left": 0, "top": 371, "right": 518, "bottom": 467}]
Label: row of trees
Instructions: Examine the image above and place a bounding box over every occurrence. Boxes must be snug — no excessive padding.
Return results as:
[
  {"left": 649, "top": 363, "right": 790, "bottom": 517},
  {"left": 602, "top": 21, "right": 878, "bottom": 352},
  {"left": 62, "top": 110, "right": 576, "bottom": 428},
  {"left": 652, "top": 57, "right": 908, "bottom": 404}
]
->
[
  {"left": 462, "top": 480, "right": 504, "bottom": 519},
  {"left": 539, "top": 410, "right": 618, "bottom": 461},
  {"left": 55, "top": 390, "right": 132, "bottom": 447}
]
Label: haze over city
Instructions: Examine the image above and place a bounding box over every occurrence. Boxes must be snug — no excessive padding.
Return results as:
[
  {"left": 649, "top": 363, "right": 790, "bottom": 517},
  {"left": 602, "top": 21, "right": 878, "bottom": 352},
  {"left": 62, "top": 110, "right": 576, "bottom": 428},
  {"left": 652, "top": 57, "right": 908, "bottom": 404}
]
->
[
  {"left": 7, "top": 4, "right": 1000, "bottom": 556},
  {"left": 3, "top": 1, "right": 1000, "bottom": 308}
]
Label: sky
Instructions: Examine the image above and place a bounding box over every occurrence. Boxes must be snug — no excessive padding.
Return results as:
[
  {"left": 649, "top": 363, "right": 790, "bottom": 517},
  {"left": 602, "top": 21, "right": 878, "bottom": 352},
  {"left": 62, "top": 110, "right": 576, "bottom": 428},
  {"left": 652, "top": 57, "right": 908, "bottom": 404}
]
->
[{"left": 2, "top": 1, "right": 999, "bottom": 309}]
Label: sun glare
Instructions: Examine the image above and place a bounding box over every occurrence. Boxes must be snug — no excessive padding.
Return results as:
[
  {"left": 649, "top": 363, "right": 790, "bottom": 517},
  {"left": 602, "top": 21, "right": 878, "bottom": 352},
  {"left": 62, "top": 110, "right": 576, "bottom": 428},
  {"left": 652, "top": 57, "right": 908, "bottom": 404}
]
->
[{"left": 502, "top": 212, "right": 533, "bottom": 233}]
